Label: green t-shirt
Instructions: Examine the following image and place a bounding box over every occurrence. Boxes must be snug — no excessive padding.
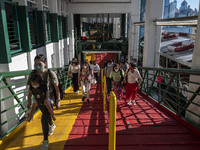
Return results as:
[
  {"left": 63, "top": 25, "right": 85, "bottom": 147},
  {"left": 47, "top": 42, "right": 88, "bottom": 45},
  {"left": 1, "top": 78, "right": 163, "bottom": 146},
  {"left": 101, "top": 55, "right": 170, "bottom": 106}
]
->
[{"left": 110, "top": 70, "right": 124, "bottom": 82}]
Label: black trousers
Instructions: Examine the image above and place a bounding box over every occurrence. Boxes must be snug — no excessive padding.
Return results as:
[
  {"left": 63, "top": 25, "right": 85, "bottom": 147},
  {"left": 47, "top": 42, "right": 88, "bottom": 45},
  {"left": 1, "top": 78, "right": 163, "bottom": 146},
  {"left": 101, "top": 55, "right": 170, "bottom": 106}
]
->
[
  {"left": 106, "top": 77, "right": 112, "bottom": 95},
  {"left": 72, "top": 73, "right": 79, "bottom": 92},
  {"left": 94, "top": 72, "right": 98, "bottom": 81},
  {"left": 38, "top": 105, "right": 53, "bottom": 141}
]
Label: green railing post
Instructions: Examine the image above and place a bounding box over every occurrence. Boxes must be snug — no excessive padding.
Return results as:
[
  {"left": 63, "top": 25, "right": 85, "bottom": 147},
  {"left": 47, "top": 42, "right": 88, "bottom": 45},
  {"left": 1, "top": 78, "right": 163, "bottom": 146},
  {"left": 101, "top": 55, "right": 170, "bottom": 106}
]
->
[
  {"left": 176, "top": 73, "right": 180, "bottom": 116},
  {"left": 147, "top": 70, "right": 149, "bottom": 95},
  {"left": 158, "top": 71, "right": 161, "bottom": 103}
]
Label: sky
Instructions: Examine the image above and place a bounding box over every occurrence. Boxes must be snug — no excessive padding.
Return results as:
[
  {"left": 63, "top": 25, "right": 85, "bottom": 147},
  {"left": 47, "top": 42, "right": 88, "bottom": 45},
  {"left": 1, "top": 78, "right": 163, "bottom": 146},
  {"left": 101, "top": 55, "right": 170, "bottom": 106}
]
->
[{"left": 170, "top": 0, "right": 199, "bottom": 10}]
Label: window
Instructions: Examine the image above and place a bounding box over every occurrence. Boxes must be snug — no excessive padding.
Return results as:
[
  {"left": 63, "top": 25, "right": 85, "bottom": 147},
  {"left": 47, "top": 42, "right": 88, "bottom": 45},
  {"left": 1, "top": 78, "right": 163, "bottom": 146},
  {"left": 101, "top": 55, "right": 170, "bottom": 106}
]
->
[
  {"left": 28, "top": 7, "right": 40, "bottom": 48},
  {"left": 163, "top": 0, "right": 199, "bottom": 19},
  {"left": 62, "top": 16, "right": 68, "bottom": 38},
  {"left": 44, "top": 11, "right": 51, "bottom": 43},
  {"left": 4, "top": 0, "right": 22, "bottom": 55}
]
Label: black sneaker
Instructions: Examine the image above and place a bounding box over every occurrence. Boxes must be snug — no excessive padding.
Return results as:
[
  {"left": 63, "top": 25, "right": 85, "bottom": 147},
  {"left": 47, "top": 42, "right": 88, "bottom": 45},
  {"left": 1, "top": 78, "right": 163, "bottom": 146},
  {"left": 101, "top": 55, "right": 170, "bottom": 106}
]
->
[
  {"left": 87, "top": 99, "right": 89, "bottom": 103},
  {"left": 82, "top": 96, "right": 85, "bottom": 102}
]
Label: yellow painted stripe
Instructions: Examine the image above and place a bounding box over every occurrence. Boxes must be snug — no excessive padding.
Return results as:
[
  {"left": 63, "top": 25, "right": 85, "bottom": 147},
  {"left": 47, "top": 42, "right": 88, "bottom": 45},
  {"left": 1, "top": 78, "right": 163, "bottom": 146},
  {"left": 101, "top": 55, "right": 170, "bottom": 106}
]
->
[{"left": 1, "top": 87, "right": 83, "bottom": 150}]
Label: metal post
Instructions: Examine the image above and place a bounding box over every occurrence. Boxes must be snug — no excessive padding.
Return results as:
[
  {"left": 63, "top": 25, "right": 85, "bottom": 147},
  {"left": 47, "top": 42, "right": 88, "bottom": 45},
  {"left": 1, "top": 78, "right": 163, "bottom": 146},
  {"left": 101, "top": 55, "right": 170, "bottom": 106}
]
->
[
  {"left": 103, "top": 76, "right": 106, "bottom": 113},
  {"left": 109, "top": 91, "right": 116, "bottom": 150},
  {"left": 101, "top": 69, "right": 103, "bottom": 95}
]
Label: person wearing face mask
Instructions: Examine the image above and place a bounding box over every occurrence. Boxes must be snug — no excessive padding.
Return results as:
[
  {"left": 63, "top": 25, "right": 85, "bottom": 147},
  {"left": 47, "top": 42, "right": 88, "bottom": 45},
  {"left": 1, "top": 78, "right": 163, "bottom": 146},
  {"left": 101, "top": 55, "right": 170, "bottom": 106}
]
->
[
  {"left": 68, "top": 58, "right": 80, "bottom": 93},
  {"left": 27, "top": 54, "right": 60, "bottom": 149},
  {"left": 124, "top": 62, "right": 142, "bottom": 105},
  {"left": 27, "top": 73, "right": 56, "bottom": 150},
  {"left": 110, "top": 63, "right": 124, "bottom": 101},
  {"left": 80, "top": 60, "right": 93, "bottom": 103},
  {"left": 104, "top": 60, "right": 113, "bottom": 96},
  {"left": 90, "top": 60, "right": 100, "bottom": 83}
]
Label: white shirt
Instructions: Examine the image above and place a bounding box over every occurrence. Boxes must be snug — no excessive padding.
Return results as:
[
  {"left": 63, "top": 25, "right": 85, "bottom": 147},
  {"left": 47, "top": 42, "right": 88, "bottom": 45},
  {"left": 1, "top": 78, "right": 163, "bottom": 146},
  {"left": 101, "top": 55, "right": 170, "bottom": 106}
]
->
[
  {"left": 90, "top": 64, "right": 100, "bottom": 73},
  {"left": 69, "top": 64, "right": 80, "bottom": 73},
  {"left": 127, "top": 69, "right": 140, "bottom": 84}
]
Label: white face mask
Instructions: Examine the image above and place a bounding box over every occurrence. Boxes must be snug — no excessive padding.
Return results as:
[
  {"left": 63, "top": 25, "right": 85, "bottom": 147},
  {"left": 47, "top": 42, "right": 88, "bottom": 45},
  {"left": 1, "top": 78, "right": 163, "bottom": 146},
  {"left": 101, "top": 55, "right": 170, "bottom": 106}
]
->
[
  {"left": 84, "top": 66, "right": 87, "bottom": 69},
  {"left": 114, "top": 69, "right": 119, "bottom": 72},
  {"left": 32, "top": 85, "right": 39, "bottom": 89}
]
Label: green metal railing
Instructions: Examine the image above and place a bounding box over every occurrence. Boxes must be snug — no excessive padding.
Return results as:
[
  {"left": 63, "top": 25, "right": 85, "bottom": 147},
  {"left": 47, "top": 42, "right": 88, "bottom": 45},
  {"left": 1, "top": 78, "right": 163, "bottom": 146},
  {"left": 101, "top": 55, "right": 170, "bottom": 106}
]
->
[
  {"left": 138, "top": 67, "right": 200, "bottom": 129},
  {"left": 0, "top": 66, "right": 72, "bottom": 140}
]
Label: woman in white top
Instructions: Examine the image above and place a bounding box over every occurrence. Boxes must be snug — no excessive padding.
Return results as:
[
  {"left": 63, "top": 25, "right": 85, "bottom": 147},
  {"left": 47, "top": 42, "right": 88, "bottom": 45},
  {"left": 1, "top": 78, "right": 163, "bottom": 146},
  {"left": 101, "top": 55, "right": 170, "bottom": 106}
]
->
[
  {"left": 68, "top": 58, "right": 80, "bottom": 93},
  {"left": 124, "top": 62, "right": 142, "bottom": 105},
  {"left": 90, "top": 60, "right": 100, "bottom": 83}
]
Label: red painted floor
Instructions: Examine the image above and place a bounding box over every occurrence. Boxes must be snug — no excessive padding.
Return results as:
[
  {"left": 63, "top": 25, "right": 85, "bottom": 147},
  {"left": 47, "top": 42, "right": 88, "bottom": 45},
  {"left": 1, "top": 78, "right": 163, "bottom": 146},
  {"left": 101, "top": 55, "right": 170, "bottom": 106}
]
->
[{"left": 64, "top": 84, "right": 200, "bottom": 150}]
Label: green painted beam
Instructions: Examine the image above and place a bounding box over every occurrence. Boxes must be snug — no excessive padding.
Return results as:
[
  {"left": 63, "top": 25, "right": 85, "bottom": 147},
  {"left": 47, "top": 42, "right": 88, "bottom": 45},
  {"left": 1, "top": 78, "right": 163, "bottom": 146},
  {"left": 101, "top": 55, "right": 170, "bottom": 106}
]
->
[
  {"left": 58, "top": 15, "right": 63, "bottom": 40},
  {"left": 50, "top": 13, "right": 59, "bottom": 42},
  {"left": 37, "top": 11, "right": 46, "bottom": 46},
  {"left": 0, "top": 0, "right": 11, "bottom": 63},
  {"left": 17, "top": 6, "right": 32, "bottom": 52}
]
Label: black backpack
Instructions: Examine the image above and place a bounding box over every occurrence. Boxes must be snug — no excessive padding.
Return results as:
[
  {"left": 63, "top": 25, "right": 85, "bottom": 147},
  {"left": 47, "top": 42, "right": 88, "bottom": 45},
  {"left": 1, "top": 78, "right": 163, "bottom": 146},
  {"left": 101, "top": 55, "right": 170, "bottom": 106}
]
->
[{"left": 48, "top": 70, "right": 65, "bottom": 102}]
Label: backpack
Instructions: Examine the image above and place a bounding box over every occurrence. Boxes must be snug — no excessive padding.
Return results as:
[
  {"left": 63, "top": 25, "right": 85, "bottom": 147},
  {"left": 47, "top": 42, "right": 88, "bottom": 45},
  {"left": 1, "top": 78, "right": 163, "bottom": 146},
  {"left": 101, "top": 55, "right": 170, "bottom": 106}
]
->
[{"left": 48, "top": 70, "right": 65, "bottom": 103}]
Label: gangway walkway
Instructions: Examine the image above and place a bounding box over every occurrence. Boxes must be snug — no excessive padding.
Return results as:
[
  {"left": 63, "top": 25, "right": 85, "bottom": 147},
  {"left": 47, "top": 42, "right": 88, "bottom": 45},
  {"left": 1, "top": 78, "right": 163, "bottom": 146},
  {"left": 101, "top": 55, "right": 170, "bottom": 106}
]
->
[{"left": 1, "top": 77, "right": 200, "bottom": 150}]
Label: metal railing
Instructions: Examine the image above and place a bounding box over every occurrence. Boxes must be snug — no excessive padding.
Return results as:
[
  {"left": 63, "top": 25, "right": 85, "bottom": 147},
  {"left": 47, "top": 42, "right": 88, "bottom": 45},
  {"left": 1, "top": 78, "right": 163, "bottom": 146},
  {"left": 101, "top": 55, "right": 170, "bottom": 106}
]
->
[
  {"left": 109, "top": 91, "right": 117, "bottom": 150},
  {"left": 103, "top": 76, "right": 106, "bottom": 113},
  {"left": 138, "top": 67, "right": 200, "bottom": 129},
  {"left": 0, "top": 66, "right": 71, "bottom": 140}
]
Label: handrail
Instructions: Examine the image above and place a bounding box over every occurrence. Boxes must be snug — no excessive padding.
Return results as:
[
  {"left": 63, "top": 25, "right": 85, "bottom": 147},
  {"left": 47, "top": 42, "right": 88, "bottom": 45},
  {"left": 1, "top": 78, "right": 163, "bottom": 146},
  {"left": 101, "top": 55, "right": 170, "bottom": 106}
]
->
[
  {"left": 101, "top": 69, "right": 104, "bottom": 95},
  {"left": 0, "top": 66, "right": 72, "bottom": 140},
  {"left": 109, "top": 91, "right": 117, "bottom": 150},
  {"left": 103, "top": 76, "right": 106, "bottom": 113},
  {"left": 138, "top": 67, "right": 200, "bottom": 129}
]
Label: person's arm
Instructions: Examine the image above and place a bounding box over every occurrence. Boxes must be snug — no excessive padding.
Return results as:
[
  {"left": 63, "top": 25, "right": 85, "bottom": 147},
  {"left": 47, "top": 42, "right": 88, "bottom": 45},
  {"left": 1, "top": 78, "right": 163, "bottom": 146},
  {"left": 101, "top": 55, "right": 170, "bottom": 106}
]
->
[
  {"left": 29, "top": 102, "right": 38, "bottom": 122},
  {"left": 67, "top": 65, "right": 71, "bottom": 78},
  {"left": 44, "top": 91, "right": 56, "bottom": 121},
  {"left": 53, "top": 82, "right": 60, "bottom": 109},
  {"left": 50, "top": 70, "right": 61, "bottom": 109},
  {"left": 27, "top": 89, "right": 32, "bottom": 109}
]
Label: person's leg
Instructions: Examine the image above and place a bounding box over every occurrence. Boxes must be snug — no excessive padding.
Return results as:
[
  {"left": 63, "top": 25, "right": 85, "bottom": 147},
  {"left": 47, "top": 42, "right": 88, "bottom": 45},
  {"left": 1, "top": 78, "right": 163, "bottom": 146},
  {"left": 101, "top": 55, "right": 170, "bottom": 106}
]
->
[
  {"left": 126, "top": 83, "right": 133, "bottom": 104},
  {"left": 72, "top": 74, "right": 76, "bottom": 92},
  {"left": 131, "top": 82, "right": 138, "bottom": 105},
  {"left": 81, "top": 81, "right": 86, "bottom": 101},
  {"left": 86, "top": 82, "right": 91, "bottom": 103},
  {"left": 38, "top": 105, "right": 49, "bottom": 141},
  {"left": 106, "top": 78, "right": 111, "bottom": 95},
  {"left": 73, "top": 73, "right": 79, "bottom": 92}
]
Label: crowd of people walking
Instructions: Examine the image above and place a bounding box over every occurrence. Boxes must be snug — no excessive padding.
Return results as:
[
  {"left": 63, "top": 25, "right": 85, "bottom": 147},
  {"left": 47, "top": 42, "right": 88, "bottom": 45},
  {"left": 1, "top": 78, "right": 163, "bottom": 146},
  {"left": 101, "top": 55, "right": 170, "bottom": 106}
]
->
[{"left": 25, "top": 54, "right": 141, "bottom": 150}]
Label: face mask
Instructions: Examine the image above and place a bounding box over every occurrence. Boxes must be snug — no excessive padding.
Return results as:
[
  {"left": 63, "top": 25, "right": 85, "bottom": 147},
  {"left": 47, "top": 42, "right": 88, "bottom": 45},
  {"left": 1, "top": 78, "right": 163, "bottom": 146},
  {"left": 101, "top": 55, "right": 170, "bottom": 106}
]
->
[
  {"left": 129, "top": 67, "right": 132, "bottom": 70},
  {"left": 34, "top": 65, "right": 44, "bottom": 72},
  {"left": 108, "top": 64, "right": 112, "bottom": 67},
  {"left": 32, "top": 85, "right": 39, "bottom": 89},
  {"left": 114, "top": 69, "right": 119, "bottom": 72},
  {"left": 84, "top": 66, "right": 87, "bottom": 69}
]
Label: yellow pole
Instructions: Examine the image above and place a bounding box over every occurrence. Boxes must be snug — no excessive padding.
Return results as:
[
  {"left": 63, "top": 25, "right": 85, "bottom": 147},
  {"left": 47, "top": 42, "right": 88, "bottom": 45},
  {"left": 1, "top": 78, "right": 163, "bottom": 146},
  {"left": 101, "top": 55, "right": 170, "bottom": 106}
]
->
[
  {"left": 103, "top": 76, "right": 106, "bottom": 113},
  {"left": 109, "top": 91, "right": 116, "bottom": 150},
  {"left": 101, "top": 69, "right": 103, "bottom": 94}
]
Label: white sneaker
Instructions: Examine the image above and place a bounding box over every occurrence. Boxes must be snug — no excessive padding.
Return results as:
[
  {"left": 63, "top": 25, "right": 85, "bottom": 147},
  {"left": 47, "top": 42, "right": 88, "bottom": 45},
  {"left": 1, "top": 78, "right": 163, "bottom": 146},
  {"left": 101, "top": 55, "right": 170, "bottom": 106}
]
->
[
  {"left": 132, "top": 100, "right": 136, "bottom": 105},
  {"left": 40, "top": 140, "right": 49, "bottom": 150},
  {"left": 49, "top": 124, "right": 56, "bottom": 135},
  {"left": 127, "top": 100, "right": 132, "bottom": 105}
]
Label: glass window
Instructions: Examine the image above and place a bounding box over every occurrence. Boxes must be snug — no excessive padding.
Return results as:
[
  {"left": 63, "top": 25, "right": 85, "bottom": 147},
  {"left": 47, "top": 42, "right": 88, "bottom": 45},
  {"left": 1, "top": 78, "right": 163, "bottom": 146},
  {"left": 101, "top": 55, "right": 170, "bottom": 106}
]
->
[
  {"left": 28, "top": 7, "right": 40, "bottom": 48},
  {"left": 44, "top": 11, "right": 51, "bottom": 43},
  {"left": 4, "top": 0, "right": 22, "bottom": 55},
  {"left": 163, "top": 0, "right": 199, "bottom": 19}
]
